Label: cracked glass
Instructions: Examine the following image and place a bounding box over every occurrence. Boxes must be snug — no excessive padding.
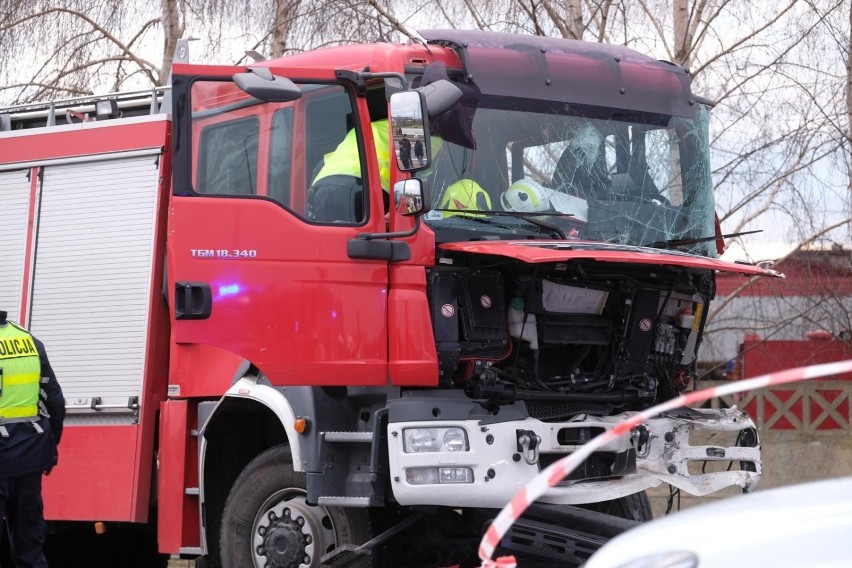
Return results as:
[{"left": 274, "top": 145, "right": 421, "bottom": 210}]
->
[{"left": 420, "top": 97, "right": 717, "bottom": 258}]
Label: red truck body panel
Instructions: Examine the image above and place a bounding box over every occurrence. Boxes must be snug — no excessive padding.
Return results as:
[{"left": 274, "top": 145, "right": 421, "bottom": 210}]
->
[
  {"left": 0, "top": 117, "right": 172, "bottom": 522},
  {"left": 440, "top": 241, "right": 783, "bottom": 277},
  {"left": 170, "top": 196, "right": 391, "bottom": 386}
]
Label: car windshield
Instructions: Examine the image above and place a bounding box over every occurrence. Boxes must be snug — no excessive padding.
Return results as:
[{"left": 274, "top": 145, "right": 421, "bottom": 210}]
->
[{"left": 418, "top": 97, "right": 717, "bottom": 257}]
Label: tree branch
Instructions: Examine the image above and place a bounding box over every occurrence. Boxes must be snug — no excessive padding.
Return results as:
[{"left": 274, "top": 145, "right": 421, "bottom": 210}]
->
[
  {"left": 363, "top": 0, "right": 417, "bottom": 40},
  {"left": 637, "top": 0, "right": 673, "bottom": 62},
  {"left": 691, "top": 0, "right": 797, "bottom": 78},
  {"left": 707, "top": 216, "right": 852, "bottom": 322}
]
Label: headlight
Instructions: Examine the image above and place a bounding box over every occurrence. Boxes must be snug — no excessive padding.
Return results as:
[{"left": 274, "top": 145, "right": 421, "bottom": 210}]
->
[
  {"left": 405, "top": 467, "right": 474, "bottom": 485},
  {"left": 403, "top": 427, "right": 469, "bottom": 453}
]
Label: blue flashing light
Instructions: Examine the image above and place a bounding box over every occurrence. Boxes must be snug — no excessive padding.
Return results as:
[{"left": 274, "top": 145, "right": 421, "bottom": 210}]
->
[{"left": 217, "top": 283, "right": 242, "bottom": 299}]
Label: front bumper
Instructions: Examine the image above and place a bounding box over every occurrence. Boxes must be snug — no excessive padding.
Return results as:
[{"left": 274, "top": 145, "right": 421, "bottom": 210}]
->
[{"left": 387, "top": 406, "right": 760, "bottom": 508}]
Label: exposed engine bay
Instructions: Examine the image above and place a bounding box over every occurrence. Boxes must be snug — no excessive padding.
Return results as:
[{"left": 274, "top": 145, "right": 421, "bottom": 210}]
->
[{"left": 428, "top": 251, "right": 712, "bottom": 418}]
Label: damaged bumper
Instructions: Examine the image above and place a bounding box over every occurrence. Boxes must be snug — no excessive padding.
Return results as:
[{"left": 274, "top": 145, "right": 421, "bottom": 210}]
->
[{"left": 387, "top": 406, "right": 760, "bottom": 508}]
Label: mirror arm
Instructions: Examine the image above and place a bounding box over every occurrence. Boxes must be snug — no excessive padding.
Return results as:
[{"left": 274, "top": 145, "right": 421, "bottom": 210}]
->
[
  {"left": 334, "top": 69, "right": 369, "bottom": 96},
  {"left": 335, "top": 70, "right": 410, "bottom": 96},
  {"left": 362, "top": 71, "right": 409, "bottom": 91},
  {"left": 357, "top": 216, "right": 421, "bottom": 241},
  {"left": 247, "top": 66, "right": 274, "bottom": 80},
  {"left": 336, "top": 69, "right": 410, "bottom": 93}
]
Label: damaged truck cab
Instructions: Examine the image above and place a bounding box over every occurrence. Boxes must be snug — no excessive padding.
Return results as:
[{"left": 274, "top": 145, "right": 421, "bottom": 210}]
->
[
  {"left": 165, "top": 30, "right": 780, "bottom": 566},
  {"left": 0, "top": 28, "right": 783, "bottom": 568}
]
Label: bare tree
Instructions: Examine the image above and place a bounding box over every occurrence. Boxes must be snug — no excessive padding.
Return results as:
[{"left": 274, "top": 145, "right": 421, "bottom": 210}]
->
[
  {"left": 1, "top": 0, "right": 849, "bottom": 370},
  {"left": 160, "top": 0, "right": 185, "bottom": 81},
  {"left": 0, "top": 0, "right": 418, "bottom": 101},
  {"left": 0, "top": 2, "right": 166, "bottom": 99}
]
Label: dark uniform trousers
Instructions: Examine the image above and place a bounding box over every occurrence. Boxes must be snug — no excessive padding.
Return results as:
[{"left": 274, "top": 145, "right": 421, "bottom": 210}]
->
[
  {"left": 0, "top": 473, "right": 46, "bottom": 568},
  {"left": 0, "top": 326, "right": 64, "bottom": 568}
]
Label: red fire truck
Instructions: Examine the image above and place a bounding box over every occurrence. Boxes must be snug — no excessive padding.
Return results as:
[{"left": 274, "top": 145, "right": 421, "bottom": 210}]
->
[{"left": 0, "top": 30, "right": 779, "bottom": 567}]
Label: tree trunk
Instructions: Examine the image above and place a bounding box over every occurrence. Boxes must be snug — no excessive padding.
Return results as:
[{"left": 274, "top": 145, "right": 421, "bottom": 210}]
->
[
  {"left": 160, "top": 0, "right": 182, "bottom": 84},
  {"left": 272, "top": 0, "right": 301, "bottom": 59},
  {"left": 847, "top": 3, "right": 852, "bottom": 226},
  {"left": 673, "top": 0, "right": 690, "bottom": 68},
  {"left": 567, "top": 0, "right": 583, "bottom": 40},
  {"left": 847, "top": 3, "right": 852, "bottom": 147}
]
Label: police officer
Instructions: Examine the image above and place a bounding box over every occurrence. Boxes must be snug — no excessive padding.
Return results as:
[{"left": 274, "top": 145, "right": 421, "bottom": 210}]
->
[
  {"left": 0, "top": 310, "right": 65, "bottom": 568},
  {"left": 398, "top": 134, "right": 413, "bottom": 169},
  {"left": 414, "top": 137, "right": 424, "bottom": 166}
]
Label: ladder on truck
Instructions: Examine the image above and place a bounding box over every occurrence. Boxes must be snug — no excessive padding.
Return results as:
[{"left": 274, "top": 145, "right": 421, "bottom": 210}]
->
[{"left": 0, "top": 86, "right": 169, "bottom": 131}]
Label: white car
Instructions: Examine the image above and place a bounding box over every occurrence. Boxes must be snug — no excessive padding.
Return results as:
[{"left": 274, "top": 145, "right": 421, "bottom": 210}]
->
[{"left": 584, "top": 476, "right": 852, "bottom": 568}]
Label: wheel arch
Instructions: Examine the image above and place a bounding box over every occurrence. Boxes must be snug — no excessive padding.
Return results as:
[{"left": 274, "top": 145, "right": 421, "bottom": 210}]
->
[{"left": 198, "top": 377, "right": 304, "bottom": 558}]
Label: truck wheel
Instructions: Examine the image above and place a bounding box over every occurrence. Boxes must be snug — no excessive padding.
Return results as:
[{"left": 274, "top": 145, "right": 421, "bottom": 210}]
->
[
  {"left": 590, "top": 491, "right": 654, "bottom": 522},
  {"left": 220, "top": 444, "right": 372, "bottom": 568}
]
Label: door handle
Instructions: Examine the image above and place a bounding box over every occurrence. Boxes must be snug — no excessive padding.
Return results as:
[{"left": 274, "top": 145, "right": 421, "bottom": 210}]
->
[{"left": 174, "top": 282, "right": 212, "bottom": 320}]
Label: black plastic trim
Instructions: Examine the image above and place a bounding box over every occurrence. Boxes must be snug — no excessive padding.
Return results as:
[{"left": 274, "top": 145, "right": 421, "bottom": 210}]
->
[
  {"left": 347, "top": 238, "right": 410, "bottom": 261},
  {"left": 174, "top": 281, "right": 212, "bottom": 319}
]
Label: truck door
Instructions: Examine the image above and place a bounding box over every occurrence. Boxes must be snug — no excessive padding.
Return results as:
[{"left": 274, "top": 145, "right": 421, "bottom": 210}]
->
[{"left": 169, "top": 72, "right": 390, "bottom": 388}]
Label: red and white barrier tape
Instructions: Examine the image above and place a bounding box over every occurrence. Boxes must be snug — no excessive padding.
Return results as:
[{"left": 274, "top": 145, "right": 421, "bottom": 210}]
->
[{"left": 478, "top": 359, "right": 852, "bottom": 567}]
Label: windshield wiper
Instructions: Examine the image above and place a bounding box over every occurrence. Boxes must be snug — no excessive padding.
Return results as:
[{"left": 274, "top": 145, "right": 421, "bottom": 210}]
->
[
  {"left": 646, "top": 230, "right": 763, "bottom": 249},
  {"left": 434, "top": 209, "right": 569, "bottom": 239}
]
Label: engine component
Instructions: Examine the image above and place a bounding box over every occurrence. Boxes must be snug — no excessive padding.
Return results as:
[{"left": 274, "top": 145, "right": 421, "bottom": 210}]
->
[
  {"left": 654, "top": 323, "right": 678, "bottom": 357},
  {"left": 428, "top": 270, "right": 510, "bottom": 384},
  {"left": 428, "top": 258, "right": 709, "bottom": 412},
  {"left": 622, "top": 290, "right": 659, "bottom": 371}
]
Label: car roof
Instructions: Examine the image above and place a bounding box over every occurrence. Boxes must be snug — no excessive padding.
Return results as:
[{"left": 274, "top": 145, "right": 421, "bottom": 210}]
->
[{"left": 585, "top": 476, "right": 852, "bottom": 568}]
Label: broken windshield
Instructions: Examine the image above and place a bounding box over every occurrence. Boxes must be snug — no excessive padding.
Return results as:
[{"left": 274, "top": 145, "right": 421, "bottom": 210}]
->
[{"left": 419, "top": 98, "right": 717, "bottom": 258}]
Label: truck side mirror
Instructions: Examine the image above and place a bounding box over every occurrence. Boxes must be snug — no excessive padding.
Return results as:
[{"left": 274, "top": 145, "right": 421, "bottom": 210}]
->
[
  {"left": 233, "top": 68, "right": 302, "bottom": 103},
  {"left": 393, "top": 178, "right": 431, "bottom": 217},
  {"left": 390, "top": 91, "right": 430, "bottom": 172}
]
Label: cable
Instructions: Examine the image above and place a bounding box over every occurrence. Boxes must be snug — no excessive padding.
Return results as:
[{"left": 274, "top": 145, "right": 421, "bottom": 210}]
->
[{"left": 665, "top": 484, "right": 681, "bottom": 515}]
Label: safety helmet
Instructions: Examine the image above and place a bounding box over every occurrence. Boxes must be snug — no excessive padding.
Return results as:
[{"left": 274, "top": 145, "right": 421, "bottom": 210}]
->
[
  {"left": 439, "top": 179, "right": 491, "bottom": 217},
  {"left": 500, "top": 178, "right": 552, "bottom": 212}
]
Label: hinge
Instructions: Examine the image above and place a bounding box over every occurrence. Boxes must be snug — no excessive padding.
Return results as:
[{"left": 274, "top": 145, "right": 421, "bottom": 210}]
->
[{"left": 335, "top": 68, "right": 369, "bottom": 96}]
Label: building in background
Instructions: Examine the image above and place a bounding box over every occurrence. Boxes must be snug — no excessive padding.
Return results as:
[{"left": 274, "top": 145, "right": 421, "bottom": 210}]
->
[{"left": 701, "top": 246, "right": 852, "bottom": 379}]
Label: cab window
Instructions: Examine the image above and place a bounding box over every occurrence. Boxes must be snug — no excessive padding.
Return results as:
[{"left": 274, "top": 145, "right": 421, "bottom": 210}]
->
[
  {"left": 197, "top": 116, "right": 259, "bottom": 195},
  {"left": 189, "top": 80, "right": 366, "bottom": 225}
]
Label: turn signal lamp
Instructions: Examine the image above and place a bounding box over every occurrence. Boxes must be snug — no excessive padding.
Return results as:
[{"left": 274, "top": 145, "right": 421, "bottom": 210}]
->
[{"left": 294, "top": 417, "right": 308, "bottom": 434}]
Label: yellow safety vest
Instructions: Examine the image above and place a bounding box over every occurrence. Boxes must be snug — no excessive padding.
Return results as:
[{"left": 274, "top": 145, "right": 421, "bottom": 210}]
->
[
  {"left": 0, "top": 323, "right": 41, "bottom": 420},
  {"left": 314, "top": 119, "right": 392, "bottom": 191},
  {"left": 313, "top": 119, "right": 445, "bottom": 192}
]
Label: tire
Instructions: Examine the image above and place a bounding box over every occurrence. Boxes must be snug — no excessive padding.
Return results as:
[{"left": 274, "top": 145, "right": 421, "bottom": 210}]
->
[
  {"left": 575, "top": 455, "right": 654, "bottom": 523},
  {"left": 219, "top": 444, "right": 372, "bottom": 568},
  {"left": 586, "top": 491, "right": 654, "bottom": 522}
]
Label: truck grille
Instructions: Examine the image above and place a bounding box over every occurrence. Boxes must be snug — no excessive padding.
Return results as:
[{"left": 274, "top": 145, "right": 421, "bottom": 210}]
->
[{"left": 524, "top": 400, "right": 610, "bottom": 422}]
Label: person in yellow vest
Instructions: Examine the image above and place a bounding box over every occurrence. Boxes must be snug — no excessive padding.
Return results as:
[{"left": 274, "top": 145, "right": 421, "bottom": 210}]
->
[
  {"left": 308, "top": 119, "right": 392, "bottom": 223},
  {"left": 308, "top": 119, "right": 446, "bottom": 223},
  {"left": 0, "top": 310, "right": 64, "bottom": 568}
]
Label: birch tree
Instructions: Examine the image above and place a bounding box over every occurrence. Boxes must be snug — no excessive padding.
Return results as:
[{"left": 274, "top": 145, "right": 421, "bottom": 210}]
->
[{"left": 1, "top": 0, "right": 849, "bottom": 366}]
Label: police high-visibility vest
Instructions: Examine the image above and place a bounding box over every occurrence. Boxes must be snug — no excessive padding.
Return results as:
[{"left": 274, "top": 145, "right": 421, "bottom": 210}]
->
[{"left": 0, "top": 323, "right": 41, "bottom": 420}]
